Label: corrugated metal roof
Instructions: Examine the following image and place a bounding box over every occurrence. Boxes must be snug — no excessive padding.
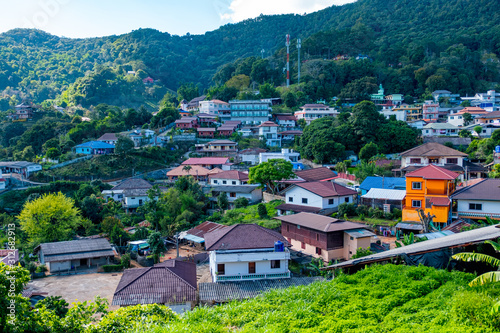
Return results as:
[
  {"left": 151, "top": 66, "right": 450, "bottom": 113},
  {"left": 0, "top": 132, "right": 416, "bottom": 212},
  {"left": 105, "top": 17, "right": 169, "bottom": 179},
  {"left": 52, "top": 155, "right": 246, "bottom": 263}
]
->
[
  {"left": 415, "top": 230, "right": 454, "bottom": 240},
  {"left": 325, "top": 225, "right": 500, "bottom": 270},
  {"left": 199, "top": 277, "right": 323, "bottom": 302},
  {"left": 359, "top": 177, "right": 406, "bottom": 191},
  {"left": 75, "top": 141, "right": 115, "bottom": 149},
  {"left": 395, "top": 222, "right": 423, "bottom": 231},
  {"left": 345, "top": 229, "right": 376, "bottom": 239},
  {"left": 36, "top": 238, "right": 114, "bottom": 262},
  {"left": 361, "top": 188, "right": 406, "bottom": 201}
]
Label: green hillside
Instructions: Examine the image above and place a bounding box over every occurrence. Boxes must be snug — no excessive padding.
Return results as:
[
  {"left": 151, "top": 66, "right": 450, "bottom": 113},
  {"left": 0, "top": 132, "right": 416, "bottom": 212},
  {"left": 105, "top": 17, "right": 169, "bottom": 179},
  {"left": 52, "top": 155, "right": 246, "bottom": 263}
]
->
[{"left": 0, "top": 0, "right": 499, "bottom": 107}]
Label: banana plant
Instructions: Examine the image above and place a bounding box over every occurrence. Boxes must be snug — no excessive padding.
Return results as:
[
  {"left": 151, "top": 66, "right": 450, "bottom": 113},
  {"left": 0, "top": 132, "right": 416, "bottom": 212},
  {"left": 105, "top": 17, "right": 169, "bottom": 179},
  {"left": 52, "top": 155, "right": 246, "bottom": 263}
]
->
[{"left": 452, "top": 239, "right": 500, "bottom": 312}]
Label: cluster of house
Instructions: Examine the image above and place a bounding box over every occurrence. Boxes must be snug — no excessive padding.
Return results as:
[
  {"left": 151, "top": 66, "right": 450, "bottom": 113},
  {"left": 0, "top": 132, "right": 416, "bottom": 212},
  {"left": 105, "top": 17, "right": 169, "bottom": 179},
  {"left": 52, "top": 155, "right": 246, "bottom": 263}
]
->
[
  {"left": 73, "top": 129, "right": 158, "bottom": 155},
  {"left": 373, "top": 86, "right": 500, "bottom": 139}
]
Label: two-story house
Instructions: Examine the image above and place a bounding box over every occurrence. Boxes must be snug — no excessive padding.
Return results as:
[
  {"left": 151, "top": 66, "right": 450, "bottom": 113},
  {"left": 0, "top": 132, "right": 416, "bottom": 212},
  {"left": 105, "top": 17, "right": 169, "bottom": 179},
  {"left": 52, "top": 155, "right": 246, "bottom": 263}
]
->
[
  {"left": 451, "top": 179, "right": 500, "bottom": 221},
  {"left": 422, "top": 123, "right": 459, "bottom": 137},
  {"left": 209, "top": 170, "right": 248, "bottom": 186},
  {"left": 422, "top": 100, "right": 440, "bottom": 121},
  {"left": 175, "top": 117, "right": 198, "bottom": 129},
  {"left": 194, "top": 140, "right": 238, "bottom": 157},
  {"left": 274, "top": 114, "right": 297, "bottom": 128},
  {"left": 294, "top": 104, "right": 338, "bottom": 125},
  {"left": 474, "top": 111, "right": 500, "bottom": 125},
  {"left": 205, "top": 224, "right": 291, "bottom": 282},
  {"left": 10, "top": 102, "right": 35, "bottom": 120},
  {"left": 393, "top": 104, "right": 423, "bottom": 121},
  {"left": 402, "top": 164, "right": 459, "bottom": 225},
  {"left": 97, "top": 133, "right": 119, "bottom": 145},
  {"left": 447, "top": 107, "right": 487, "bottom": 127},
  {"left": 257, "top": 121, "right": 281, "bottom": 147},
  {"left": 277, "top": 181, "right": 357, "bottom": 215},
  {"left": 229, "top": 100, "right": 271, "bottom": 125},
  {"left": 259, "top": 149, "right": 300, "bottom": 165},
  {"left": 199, "top": 99, "right": 230, "bottom": 116},
  {"left": 206, "top": 170, "right": 262, "bottom": 208},
  {"left": 275, "top": 212, "right": 375, "bottom": 262}
]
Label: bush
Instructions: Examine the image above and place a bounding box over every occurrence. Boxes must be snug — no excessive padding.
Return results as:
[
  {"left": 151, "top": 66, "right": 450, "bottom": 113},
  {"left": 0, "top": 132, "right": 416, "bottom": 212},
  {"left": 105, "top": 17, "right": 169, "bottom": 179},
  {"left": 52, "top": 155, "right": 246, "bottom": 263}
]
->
[
  {"left": 121, "top": 254, "right": 131, "bottom": 269},
  {"left": 234, "top": 197, "right": 249, "bottom": 208},
  {"left": 368, "top": 207, "right": 384, "bottom": 218},
  {"left": 102, "top": 264, "right": 123, "bottom": 272},
  {"left": 355, "top": 204, "right": 369, "bottom": 216},
  {"left": 392, "top": 208, "right": 402, "bottom": 219},
  {"left": 257, "top": 203, "right": 268, "bottom": 218},
  {"left": 337, "top": 203, "right": 356, "bottom": 217}
]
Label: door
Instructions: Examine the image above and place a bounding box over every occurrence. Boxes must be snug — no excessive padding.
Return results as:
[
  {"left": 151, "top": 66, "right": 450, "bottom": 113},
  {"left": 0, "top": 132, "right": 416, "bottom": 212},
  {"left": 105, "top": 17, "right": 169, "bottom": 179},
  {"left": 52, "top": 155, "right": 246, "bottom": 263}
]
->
[{"left": 248, "top": 262, "right": 256, "bottom": 274}]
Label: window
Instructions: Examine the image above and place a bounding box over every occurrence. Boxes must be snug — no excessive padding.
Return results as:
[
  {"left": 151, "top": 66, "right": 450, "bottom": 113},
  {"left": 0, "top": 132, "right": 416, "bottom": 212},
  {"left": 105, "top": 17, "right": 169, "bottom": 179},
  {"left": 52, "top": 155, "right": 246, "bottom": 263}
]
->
[
  {"left": 328, "top": 198, "right": 334, "bottom": 205},
  {"left": 217, "top": 264, "right": 225, "bottom": 275},
  {"left": 271, "top": 260, "right": 280, "bottom": 269},
  {"left": 469, "top": 203, "right": 483, "bottom": 211},
  {"left": 288, "top": 197, "right": 293, "bottom": 203},
  {"left": 248, "top": 262, "right": 256, "bottom": 274},
  {"left": 230, "top": 192, "right": 236, "bottom": 198},
  {"left": 301, "top": 242, "right": 306, "bottom": 249},
  {"left": 350, "top": 236, "right": 354, "bottom": 240},
  {"left": 139, "top": 199, "right": 143, "bottom": 206},
  {"left": 316, "top": 247, "right": 322, "bottom": 255},
  {"left": 213, "top": 180, "right": 218, "bottom": 184},
  {"left": 222, "top": 180, "right": 227, "bottom": 184},
  {"left": 286, "top": 225, "right": 289, "bottom": 232},
  {"left": 446, "top": 158, "right": 458, "bottom": 164},
  {"left": 302, "top": 198, "right": 308, "bottom": 204},
  {"left": 412, "top": 182, "right": 422, "bottom": 190},
  {"left": 232, "top": 181, "right": 236, "bottom": 185},
  {"left": 412, "top": 200, "right": 422, "bottom": 208},
  {"left": 429, "top": 158, "right": 439, "bottom": 164},
  {"left": 345, "top": 197, "right": 349, "bottom": 203}
]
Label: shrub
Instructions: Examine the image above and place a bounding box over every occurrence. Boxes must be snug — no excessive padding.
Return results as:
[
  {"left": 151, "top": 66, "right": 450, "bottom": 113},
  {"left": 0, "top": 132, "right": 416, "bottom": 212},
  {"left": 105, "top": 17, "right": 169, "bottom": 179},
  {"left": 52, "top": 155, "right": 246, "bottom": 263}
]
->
[
  {"left": 102, "top": 264, "right": 123, "bottom": 272},
  {"left": 355, "top": 204, "right": 369, "bottom": 216},
  {"left": 337, "top": 203, "right": 356, "bottom": 217},
  {"left": 36, "top": 295, "right": 69, "bottom": 318},
  {"left": 234, "top": 197, "right": 249, "bottom": 208},
  {"left": 257, "top": 203, "right": 268, "bottom": 218},
  {"left": 368, "top": 207, "right": 383, "bottom": 218},
  {"left": 121, "top": 254, "right": 131, "bottom": 269},
  {"left": 351, "top": 247, "right": 374, "bottom": 259},
  {"left": 392, "top": 208, "right": 402, "bottom": 219}
]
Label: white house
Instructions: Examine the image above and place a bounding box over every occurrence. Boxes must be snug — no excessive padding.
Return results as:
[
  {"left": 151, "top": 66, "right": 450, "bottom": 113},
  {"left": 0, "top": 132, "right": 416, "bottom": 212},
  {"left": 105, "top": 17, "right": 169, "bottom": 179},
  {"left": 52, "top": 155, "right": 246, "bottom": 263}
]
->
[
  {"left": 121, "top": 129, "right": 155, "bottom": 147},
  {"left": 447, "top": 107, "right": 487, "bottom": 127},
  {"left": 102, "top": 178, "right": 157, "bottom": 212},
  {"left": 204, "top": 224, "right": 291, "bottom": 283},
  {"left": 276, "top": 181, "right": 357, "bottom": 215},
  {"left": 257, "top": 121, "right": 281, "bottom": 147},
  {"left": 461, "top": 90, "right": 500, "bottom": 110},
  {"left": 274, "top": 114, "right": 297, "bottom": 128},
  {"left": 208, "top": 170, "right": 249, "bottom": 186},
  {"left": 399, "top": 142, "right": 467, "bottom": 170},
  {"left": 97, "top": 133, "right": 119, "bottom": 145},
  {"left": 422, "top": 123, "right": 459, "bottom": 137},
  {"left": 238, "top": 148, "right": 267, "bottom": 165},
  {"left": 208, "top": 185, "right": 262, "bottom": 208},
  {"left": 381, "top": 109, "right": 406, "bottom": 121},
  {"left": 229, "top": 100, "right": 271, "bottom": 125},
  {"left": 451, "top": 179, "right": 500, "bottom": 221},
  {"left": 199, "top": 99, "right": 230, "bottom": 116},
  {"left": 259, "top": 148, "right": 300, "bottom": 164},
  {"left": 294, "top": 104, "right": 338, "bottom": 125}
]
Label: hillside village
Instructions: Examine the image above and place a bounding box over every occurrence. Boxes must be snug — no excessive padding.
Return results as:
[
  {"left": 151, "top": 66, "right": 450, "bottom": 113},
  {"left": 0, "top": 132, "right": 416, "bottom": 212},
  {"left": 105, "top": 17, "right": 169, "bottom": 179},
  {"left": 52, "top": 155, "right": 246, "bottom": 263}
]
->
[{"left": 2, "top": 0, "right": 500, "bottom": 331}]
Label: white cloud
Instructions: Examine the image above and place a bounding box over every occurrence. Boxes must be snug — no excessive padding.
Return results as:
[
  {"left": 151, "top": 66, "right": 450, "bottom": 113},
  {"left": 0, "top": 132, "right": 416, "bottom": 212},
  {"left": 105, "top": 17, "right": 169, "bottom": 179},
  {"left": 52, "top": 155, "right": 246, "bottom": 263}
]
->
[{"left": 220, "top": 0, "right": 356, "bottom": 22}]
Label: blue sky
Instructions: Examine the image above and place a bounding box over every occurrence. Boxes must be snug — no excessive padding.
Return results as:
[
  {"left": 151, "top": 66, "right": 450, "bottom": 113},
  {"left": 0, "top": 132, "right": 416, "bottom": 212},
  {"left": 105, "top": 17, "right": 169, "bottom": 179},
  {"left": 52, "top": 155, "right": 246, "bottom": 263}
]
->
[{"left": 0, "top": 0, "right": 355, "bottom": 38}]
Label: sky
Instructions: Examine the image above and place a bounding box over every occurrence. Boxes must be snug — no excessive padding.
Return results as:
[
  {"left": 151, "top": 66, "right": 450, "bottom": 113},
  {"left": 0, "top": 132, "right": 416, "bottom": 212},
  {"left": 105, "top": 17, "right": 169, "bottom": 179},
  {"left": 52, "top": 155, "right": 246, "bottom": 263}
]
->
[{"left": 0, "top": 0, "right": 356, "bottom": 38}]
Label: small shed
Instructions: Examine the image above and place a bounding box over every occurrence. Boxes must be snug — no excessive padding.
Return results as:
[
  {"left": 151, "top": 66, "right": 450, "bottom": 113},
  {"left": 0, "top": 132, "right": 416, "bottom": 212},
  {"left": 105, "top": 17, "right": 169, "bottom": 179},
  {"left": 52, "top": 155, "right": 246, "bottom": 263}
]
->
[
  {"left": 360, "top": 188, "right": 406, "bottom": 210},
  {"left": 35, "top": 238, "right": 114, "bottom": 272}
]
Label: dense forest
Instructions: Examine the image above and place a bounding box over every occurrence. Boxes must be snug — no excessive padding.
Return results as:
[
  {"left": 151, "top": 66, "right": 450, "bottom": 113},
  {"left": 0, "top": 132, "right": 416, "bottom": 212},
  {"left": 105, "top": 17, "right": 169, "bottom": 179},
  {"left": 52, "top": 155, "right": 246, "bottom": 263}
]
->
[{"left": 0, "top": 0, "right": 499, "bottom": 109}]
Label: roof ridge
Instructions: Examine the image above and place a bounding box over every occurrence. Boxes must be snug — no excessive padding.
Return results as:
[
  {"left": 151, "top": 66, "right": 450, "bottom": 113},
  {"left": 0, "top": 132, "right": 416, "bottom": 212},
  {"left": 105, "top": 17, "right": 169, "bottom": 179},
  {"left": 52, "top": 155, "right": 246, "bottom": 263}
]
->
[
  {"left": 165, "top": 262, "right": 197, "bottom": 290},
  {"left": 115, "top": 267, "right": 153, "bottom": 294},
  {"left": 451, "top": 178, "right": 487, "bottom": 198}
]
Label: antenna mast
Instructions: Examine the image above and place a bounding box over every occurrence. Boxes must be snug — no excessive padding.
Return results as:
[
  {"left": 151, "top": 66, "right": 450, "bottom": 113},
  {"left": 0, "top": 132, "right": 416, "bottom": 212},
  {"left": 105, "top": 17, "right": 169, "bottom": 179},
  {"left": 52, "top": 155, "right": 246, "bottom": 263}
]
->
[
  {"left": 286, "top": 34, "right": 290, "bottom": 87},
  {"left": 297, "top": 38, "right": 301, "bottom": 85}
]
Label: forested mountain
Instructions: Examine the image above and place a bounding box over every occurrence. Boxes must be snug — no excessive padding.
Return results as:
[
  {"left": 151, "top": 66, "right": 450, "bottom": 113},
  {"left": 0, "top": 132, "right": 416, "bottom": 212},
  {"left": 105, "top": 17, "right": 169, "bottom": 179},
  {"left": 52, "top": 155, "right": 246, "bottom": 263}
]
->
[{"left": 0, "top": 0, "right": 499, "bottom": 107}]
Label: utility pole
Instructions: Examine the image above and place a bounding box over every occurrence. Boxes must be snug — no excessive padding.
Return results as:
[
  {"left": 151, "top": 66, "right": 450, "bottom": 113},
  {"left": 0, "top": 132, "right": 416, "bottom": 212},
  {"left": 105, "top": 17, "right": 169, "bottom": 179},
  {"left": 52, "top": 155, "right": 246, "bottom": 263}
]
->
[
  {"left": 297, "top": 38, "right": 302, "bottom": 85},
  {"left": 285, "top": 34, "right": 290, "bottom": 87}
]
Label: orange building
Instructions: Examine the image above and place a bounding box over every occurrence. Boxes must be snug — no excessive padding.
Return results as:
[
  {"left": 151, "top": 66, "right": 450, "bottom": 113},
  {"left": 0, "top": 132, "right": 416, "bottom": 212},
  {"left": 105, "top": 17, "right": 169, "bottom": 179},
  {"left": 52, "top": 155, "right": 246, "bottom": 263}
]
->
[{"left": 402, "top": 165, "right": 459, "bottom": 225}]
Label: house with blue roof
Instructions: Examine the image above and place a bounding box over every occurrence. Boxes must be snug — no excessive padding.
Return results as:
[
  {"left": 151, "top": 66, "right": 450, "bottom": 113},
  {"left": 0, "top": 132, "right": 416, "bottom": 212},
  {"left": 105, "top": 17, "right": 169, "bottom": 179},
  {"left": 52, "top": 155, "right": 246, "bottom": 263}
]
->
[
  {"left": 74, "top": 141, "right": 115, "bottom": 155},
  {"left": 359, "top": 176, "right": 406, "bottom": 195}
]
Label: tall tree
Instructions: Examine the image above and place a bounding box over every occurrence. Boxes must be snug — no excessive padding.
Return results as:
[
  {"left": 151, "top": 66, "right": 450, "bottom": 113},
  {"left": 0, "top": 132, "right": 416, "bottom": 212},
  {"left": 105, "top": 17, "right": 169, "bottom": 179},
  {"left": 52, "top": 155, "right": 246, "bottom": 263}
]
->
[{"left": 248, "top": 159, "right": 295, "bottom": 194}]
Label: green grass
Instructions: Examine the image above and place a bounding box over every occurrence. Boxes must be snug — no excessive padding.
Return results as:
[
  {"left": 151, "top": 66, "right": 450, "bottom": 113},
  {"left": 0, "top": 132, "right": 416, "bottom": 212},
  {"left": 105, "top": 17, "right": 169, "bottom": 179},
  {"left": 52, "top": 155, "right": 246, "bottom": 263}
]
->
[
  {"left": 211, "top": 201, "right": 283, "bottom": 230},
  {"left": 113, "top": 264, "right": 500, "bottom": 332},
  {"left": 348, "top": 216, "right": 399, "bottom": 227}
]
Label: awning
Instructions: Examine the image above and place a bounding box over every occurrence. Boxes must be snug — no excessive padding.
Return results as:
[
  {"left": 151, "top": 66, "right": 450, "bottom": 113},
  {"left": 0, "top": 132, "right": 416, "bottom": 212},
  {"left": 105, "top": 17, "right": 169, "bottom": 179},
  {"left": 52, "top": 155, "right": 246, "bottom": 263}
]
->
[
  {"left": 179, "top": 232, "right": 205, "bottom": 243},
  {"left": 395, "top": 222, "right": 423, "bottom": 231}
]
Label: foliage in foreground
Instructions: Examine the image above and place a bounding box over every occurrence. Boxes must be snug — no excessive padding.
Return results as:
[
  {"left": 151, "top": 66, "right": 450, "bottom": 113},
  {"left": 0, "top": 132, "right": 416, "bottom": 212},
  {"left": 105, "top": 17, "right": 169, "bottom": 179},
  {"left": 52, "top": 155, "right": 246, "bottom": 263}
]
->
[{"left": 133, "top": 264, "right": 500, "bottom": 333}]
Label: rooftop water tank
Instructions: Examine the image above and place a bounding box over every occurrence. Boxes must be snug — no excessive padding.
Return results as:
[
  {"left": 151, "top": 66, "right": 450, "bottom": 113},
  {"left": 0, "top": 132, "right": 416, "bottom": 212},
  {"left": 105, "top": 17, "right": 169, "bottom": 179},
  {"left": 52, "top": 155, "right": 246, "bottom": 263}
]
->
[{"left": 274, "top": 241, "right": 284, "bottom": 252}]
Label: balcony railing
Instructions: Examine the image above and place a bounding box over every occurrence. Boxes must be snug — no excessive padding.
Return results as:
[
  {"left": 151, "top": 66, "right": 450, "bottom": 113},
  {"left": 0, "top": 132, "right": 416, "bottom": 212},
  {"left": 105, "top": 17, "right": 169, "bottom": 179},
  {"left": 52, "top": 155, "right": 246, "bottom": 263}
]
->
[
  {"left": 456, "top": 211, "right": 500, "bottom": 219},
  {"left": 216, "top": 270, "right": 291, "bottom": 282}
]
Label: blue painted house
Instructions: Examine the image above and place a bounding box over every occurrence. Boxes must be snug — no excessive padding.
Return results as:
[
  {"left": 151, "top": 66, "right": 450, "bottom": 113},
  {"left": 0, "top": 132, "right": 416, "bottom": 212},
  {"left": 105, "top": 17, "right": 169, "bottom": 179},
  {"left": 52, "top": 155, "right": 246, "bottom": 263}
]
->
[
  {"left": 74, "top": 141, "right": 115, "bottom": 155},
  {"left": 359, "top": 176, "right": 406, "bottom": 195}
]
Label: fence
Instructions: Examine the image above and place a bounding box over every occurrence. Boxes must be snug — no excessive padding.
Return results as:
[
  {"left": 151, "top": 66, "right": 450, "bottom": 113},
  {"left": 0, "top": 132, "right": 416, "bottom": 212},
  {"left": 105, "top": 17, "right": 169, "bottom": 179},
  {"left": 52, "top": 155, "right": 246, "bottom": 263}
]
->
[
  {"left": 49, "top": 155, "right": 93, "bottom": 170},
  {"left": 336, "top": 172, "right": 356, "bottom": 181}
]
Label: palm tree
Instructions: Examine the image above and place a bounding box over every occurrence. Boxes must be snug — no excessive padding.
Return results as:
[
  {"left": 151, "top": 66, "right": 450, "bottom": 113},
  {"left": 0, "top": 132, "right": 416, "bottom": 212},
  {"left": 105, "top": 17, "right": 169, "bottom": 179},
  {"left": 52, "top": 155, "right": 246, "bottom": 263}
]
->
[{"left": 182, "top": 165, "right": 192, "bottom": 175}]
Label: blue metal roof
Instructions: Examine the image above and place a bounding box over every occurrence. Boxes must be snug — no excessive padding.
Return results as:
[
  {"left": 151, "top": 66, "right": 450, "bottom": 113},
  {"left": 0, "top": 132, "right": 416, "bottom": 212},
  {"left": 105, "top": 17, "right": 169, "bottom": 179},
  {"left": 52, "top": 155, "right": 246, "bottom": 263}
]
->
[
  {"left": 75, "top": 141, "right": 115, "bottom": 149},
  {"left": 360, "top": 176, "right": 406, "bottom": 192}
]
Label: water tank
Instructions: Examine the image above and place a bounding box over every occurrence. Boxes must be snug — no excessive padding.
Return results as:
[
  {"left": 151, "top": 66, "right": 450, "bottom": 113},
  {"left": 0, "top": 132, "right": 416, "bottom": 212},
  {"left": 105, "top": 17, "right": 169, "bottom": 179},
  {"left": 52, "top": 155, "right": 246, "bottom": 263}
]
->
[
  {"left": 274, "top": 241, "right": 284, "bottom": 252},
  {"left": 496, "top": 146, "right": 500, "bottom": 154}
]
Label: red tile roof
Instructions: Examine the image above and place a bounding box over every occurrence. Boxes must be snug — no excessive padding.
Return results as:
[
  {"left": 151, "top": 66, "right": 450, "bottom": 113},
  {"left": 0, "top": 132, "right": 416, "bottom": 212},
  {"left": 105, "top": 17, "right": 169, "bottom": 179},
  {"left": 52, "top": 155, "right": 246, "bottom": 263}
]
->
[
  {"left": 291, "top": 181, "right": 357, "bottom": 197},
  {"left": 182, "top": 157, "right": 229, "bottom": 165},
  {"left": 208, "top": 170, "right": 249, "bottom": 181},
  {"left": 204, "top": 224, "right": 290, "bottom": 251},
  {"left": 428, "top": 196, "right": 451, "bottom": 206},
  {"left": 257, "top": 121, "right": 279, "bottom": 127},
  {"left": 294, "top": 167, "right": 337, "bottom": 182},
  {"left": 405, "top": 164, "right": 459, "bottom": 180},
  {"left": 186, "top": 221, "right": 228, "bottom": 238}
]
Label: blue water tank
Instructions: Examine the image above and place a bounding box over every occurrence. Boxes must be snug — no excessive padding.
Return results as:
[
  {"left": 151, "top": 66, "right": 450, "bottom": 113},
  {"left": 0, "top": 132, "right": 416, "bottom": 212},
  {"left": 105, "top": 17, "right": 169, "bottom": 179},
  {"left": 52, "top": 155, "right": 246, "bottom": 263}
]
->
[
  {"left": 496, "top": 146, "right": 500, "bottom": 153},
  {"left": 274, "top": 241, "right": 284, "bottom": 252}
]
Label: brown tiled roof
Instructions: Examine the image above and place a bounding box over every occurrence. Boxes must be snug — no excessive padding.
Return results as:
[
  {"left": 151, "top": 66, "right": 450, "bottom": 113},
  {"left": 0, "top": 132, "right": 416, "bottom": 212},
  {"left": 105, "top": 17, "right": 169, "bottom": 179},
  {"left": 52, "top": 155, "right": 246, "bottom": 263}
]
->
[
  {"left": 476, "top": 111, "right": 500, "bottom": 119},
  {"left": 239, "top": 148, "right": 267, "bottom": 155},
  {"left": 406, "top": 164, "right": 459, "bottom": 180},
  {"left": 112, "top": 260, "right": 196, "bottom": 306},
  {"left": 97, "top": 133, "right": 118, "bottom": 141},
  {"left": 182, "top": 157, "right": 229, "bottom": 165},
  {"left": 400, "top": 142, "right": 467, "bottom": 157},
  {"left": 208, "top": 170, "right": 248, "bottom": 181},
  {"left": 257, "top": 121, "right": 279, "bottom": 127},
  {"left": 294, "top": 167, "right": 336, "bottom": 182},
  {"left": 197, "top": 128, "right": 216, "bottom": 132},
  {"left": 167, "top": 165, "right": 218, "bottom": 177},
  {"left": 428, "top": 196, "right": 451, "bottom": 206},
  {"left": 274, "top": 212, "right": 369, "bottom": 233},
  {"left": 451, "top": 179, "right": 500, "bottom": 201},
  {"left": 275, "top": 203, "right": 321, "bottom": 213},
  {"left": 291, "top": 181, "right": 357, "bottom": 197},
  {"left": 112, "top": 178, "right": 152, "bottom": 190},
  {"left": 276, "top": 114, "right": 297, "bottom": 121},
  {"left": 186, "top": 221, "right": 228, "bottom": 238},
  {"left": 204, "top": 224, "right": 290, "bottom": 251}
]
